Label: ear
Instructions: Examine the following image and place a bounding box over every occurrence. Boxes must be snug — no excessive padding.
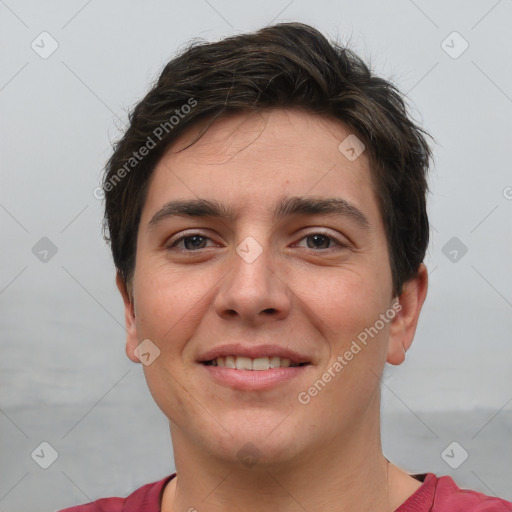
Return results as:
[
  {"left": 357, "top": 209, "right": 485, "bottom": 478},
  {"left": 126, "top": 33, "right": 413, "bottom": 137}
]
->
[
  {"left": 115, "top": 271, "right": 140, "bottom": 363},
  {"left": 387, "top": 263, "right": 428, "bottom": 365}
]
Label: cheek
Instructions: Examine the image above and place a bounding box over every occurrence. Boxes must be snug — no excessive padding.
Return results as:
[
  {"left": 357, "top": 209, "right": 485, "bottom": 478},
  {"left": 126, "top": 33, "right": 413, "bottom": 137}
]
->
[
  {"left": 133, "top": 267, "right": 198, "bottom": 350},
  {"left": 142, "top": 361, "right": 193, "bottom": 431},
  {"left": 300, "top": 265, "right": 392, "bottom": 380},
  {"left": 133, "top": 269, "right": 205, "bottom": 424},
  {"left": 301, "top": 265, "right": 387, "bottom": 336}
]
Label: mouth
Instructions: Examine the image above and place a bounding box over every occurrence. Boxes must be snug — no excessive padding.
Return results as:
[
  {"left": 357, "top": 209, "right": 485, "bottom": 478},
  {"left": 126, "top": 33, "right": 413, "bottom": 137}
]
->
[
  {"left": 198, "top": 344, "right": 313, "bottom": 390},
  {"left": 203, "top": 356, "right": 310, "bottom": 370}
]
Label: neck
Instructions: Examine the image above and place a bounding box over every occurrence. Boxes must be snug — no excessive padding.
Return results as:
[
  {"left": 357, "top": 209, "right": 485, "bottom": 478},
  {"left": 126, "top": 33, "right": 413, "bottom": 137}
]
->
[{"left": 161, "top": 398, "right": 419, "bottom": 512}]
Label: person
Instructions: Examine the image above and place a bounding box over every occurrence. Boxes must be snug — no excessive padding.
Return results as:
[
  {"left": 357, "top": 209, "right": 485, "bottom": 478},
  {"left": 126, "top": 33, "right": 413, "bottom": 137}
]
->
[{"left": 58, "top": 22, "right": 512, "bottom": 512}]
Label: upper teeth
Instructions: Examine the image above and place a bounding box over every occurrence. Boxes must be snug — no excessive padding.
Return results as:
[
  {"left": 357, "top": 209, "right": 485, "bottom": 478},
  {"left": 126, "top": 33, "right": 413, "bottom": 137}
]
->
[{"left": 212, "top": 356, "right": 294, "bottom": 370}]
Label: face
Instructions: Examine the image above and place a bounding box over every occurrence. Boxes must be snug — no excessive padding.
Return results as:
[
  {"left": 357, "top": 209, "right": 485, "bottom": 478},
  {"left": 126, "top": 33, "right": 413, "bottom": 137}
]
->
[{"left": 118, "top": 109, "right": 424, "bottom": 466}]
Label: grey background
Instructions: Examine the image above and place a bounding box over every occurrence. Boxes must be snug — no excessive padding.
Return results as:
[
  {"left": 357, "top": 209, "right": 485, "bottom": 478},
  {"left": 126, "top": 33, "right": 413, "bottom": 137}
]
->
[{"left": 1, "top": 0, "right": 511, "bottom": 510}]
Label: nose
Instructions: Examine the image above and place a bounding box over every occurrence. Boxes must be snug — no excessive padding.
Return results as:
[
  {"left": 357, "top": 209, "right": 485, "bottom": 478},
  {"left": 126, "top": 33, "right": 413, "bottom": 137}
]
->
[{"left": 213, "top": 238, "right": 292, "bottom": 326}]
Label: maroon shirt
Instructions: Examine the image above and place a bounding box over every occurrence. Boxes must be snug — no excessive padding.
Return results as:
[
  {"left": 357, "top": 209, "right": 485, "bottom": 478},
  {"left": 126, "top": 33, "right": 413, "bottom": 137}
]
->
[{"left": 58, "top": 472, "right": 512, "bottom": 511}]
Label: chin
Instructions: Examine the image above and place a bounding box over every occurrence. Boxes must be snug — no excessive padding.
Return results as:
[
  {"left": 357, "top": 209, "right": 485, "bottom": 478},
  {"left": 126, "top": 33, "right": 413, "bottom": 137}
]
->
[{"left": 195, "top": 411, "right": 312, "bottom": 469}]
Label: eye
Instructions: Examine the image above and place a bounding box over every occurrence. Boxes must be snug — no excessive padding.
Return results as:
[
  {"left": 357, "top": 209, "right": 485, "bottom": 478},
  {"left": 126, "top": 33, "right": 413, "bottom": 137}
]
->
[
  {"left": 167, "top": 233, "right": 219, "bottom": 251},
  {"left": 295, "top": 232, "right": 347, "bottom": 250},
  {"left": 166, "top": 230, "right": 348, "bottom": 253}
]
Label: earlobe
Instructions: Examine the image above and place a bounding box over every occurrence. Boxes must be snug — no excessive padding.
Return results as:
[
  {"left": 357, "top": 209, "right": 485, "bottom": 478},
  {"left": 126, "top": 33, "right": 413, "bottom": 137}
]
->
[
  {"left": 115, "top": 271, "right": 140, "bottom": 364},
  {"left": 386, "top": 263, "right": 428, "bottom": 366}
]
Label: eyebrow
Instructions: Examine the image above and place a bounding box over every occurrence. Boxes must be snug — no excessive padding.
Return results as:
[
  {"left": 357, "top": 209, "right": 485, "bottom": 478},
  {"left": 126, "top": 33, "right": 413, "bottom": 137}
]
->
[{"left": 147, "top": 196, "right": 370, "bottom": 231}]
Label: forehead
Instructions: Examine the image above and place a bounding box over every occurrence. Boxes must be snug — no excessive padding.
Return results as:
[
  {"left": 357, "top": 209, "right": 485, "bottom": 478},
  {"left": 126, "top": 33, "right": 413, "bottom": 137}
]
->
[{"left": 140, "top": 109, "right": 382, "bottom": 229}]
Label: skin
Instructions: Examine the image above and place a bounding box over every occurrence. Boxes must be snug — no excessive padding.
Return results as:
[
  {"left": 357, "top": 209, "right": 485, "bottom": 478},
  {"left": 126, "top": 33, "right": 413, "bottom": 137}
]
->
[{"left": 116, "top": 109, "right": 428, "bottom": 512}]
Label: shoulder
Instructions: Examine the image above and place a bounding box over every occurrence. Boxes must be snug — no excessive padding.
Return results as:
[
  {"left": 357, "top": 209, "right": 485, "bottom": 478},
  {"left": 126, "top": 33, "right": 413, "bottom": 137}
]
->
[
  {"left": 57, "top": 497, "right": 124, "bottom": 512},
  {"left": 397, "top": 473, "right": 512, "bottom": 511},
  {"left": 432, "top": 474, "right": 512, "bottom": 512},
  {"left": 56, "top": 474, "right": 175, "bottom": 512}
]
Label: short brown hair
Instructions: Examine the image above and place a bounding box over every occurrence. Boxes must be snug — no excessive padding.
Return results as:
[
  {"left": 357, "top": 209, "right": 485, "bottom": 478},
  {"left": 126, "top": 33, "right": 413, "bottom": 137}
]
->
[{"left": 102, "top": 22, "right": 433, "bottom": 297}]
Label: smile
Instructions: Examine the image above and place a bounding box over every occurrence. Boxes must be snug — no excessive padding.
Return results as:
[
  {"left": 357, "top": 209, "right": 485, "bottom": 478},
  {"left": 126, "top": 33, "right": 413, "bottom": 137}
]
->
[{"left": 203, "top": 355, "right": 310, "bottom": 370}]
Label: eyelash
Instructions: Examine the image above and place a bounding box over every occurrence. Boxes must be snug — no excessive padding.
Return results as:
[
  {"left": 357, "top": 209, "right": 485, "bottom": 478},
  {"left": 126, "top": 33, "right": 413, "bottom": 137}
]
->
[{"left": 166, "top": 230, "right": 348, "bottom": 253}]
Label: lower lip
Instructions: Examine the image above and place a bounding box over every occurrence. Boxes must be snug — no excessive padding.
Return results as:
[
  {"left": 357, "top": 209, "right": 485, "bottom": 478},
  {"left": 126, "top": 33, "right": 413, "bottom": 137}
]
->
[{"left": 201, "top": 364, "right": 310, "bottom": 391}]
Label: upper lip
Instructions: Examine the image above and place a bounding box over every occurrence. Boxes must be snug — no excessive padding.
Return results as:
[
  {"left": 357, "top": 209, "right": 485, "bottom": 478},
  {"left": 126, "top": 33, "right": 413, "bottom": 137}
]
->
[{"left": 198, "top": 344, "right": 312, "bottom": 365}]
